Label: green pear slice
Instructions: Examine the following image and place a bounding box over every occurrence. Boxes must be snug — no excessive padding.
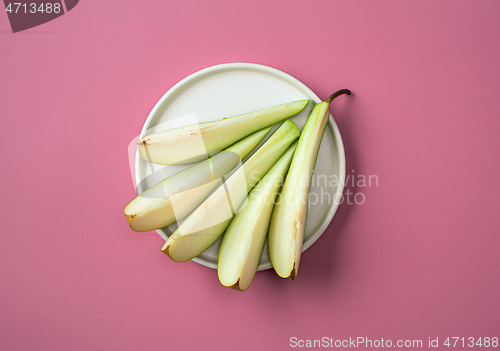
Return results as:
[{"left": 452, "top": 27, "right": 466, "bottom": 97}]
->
[
  {"left": 268, "top": 89, "right": 351, "bottom": 279},
  {"left": 125, "top": 128, "right": 271, "bottom": 232},
  {"left": 218, "top": 141, "right": 297, "bottom": 291},
  {"left": 139, "top": 99, "right": 309, "bottom": 165},
  {"left": 162, "top": 120, "right": 300, "bottom": 262}
]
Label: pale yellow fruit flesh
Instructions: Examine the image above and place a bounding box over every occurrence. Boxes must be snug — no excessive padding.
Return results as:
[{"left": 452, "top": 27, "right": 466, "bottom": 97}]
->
[
  {"left": 162, "top": 120, "right": 300, "bottom": 262},
  {"left": 218, "top": 141, "right": 297, "bottom": 291},
  {"left": 139, "top": 100, "right": 309, "bottom": 165},
  {"left": 124, "top": 128, "right": 271, "bottom": 232},
  {"left": 268, "top": 101, "right": 331, "bottom": 279}
]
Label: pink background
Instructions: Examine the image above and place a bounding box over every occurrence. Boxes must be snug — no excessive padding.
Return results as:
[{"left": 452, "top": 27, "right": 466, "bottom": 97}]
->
[{"left": 1, "top": 1, "right": 499, "bottom": 350}]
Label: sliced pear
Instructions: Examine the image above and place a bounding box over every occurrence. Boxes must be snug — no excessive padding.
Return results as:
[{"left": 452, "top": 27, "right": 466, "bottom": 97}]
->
[
  {"left": 218, "top": 141, "right": 297, "bottom": 291},
  {"left": 125, "top": 128, "right": 271, "bottom": 232},
  {"left": 162, "top": 120, "right": 300, "bottom": 262},
  {"left": 139, "top": 99, "right": 309, "bottom": 165},
  {"left": 268, "top": 89, "right": 351, "bottom": 279}
]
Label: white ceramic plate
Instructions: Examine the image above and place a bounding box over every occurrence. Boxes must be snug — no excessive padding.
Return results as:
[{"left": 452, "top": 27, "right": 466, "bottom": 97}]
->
[{"left": 135, "top": 62, "right": 346, "bottom": 271}]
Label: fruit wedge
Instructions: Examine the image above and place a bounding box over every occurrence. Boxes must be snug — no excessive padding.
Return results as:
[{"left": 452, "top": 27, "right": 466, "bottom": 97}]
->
[
  {"left": 139, "top": 99, "right": 309, "bottom": 165},
  {"left": 125, "top": 128, "right": 271, "bottom": 232},
  {"left": 162, "top": 120, "right": 301, "bottom": 262},
  {"left": 268, "top": 89, "right": 351, "bottom": 279},
  {"left": 218, "top": 141, "right": 298, "bottom": 291}
]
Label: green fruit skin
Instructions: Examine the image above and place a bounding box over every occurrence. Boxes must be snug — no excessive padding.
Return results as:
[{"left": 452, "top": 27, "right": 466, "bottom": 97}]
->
[
  {"left": 163, "top": 119, "right": 300, "bottom": 263},
  {"left": 218, "top": 141, "right": 298, "bottom": 291},
  {"left": 125, "top": 128, "right": 271, "bottom": 232},
  {"left": 139, "top": 100, "right": 309, "bottom": 165},
  {"left": 268, "top": 101, "right": 331, "bottom": 279}
]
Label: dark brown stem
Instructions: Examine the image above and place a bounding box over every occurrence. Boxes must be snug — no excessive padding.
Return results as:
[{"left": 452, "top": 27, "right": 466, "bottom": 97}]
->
[{"left": 326, "top": 89, "right": 351, "bottom": 103}]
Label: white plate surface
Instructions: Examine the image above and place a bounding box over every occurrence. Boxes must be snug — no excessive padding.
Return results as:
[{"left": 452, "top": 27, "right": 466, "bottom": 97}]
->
[{"left": 135, "top": 62, "right": 346, "bottom": 270}]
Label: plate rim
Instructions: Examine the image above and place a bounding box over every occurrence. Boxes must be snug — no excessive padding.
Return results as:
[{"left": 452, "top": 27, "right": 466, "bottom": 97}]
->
[{"left": 134, "top": 62, "right": 346, "bottom": 271}]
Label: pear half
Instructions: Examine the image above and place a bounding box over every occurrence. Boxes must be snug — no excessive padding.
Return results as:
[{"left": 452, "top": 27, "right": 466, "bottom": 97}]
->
[
  {"left": 268, "top": 89, "right": 351, "bottom": 279},
  {"left": 139, "top": 99, "right": 309, "bottom": 165},
  {"left": 218, "top": 141, "right": 297, "bottom": 291},
  {"left": 125, "top": 128, "right": 270, "bottom": 232},
  {"left": 162, "top": 120, "right": 300, "bottom": 262}
]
